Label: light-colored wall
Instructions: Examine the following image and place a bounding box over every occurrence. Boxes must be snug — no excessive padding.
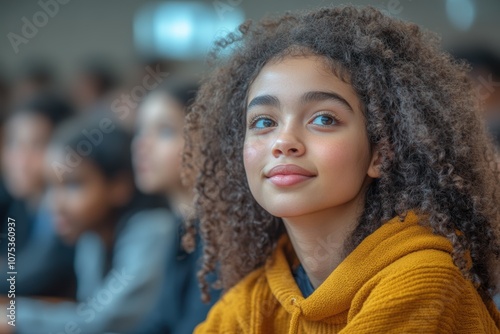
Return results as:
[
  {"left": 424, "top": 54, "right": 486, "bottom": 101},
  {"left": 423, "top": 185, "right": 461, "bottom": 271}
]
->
[{"left": 0, "top": 0, "right": 498, "bottom": 82}]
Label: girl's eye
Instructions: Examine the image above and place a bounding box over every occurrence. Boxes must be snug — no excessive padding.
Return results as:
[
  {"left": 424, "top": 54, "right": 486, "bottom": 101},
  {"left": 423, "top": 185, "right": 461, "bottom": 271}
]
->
[
  {"left": 250, "top": 117, "right": 276, "bottom": 129},
  {"left": 311, "top": 114, "right": 337, "bottom": 126}
]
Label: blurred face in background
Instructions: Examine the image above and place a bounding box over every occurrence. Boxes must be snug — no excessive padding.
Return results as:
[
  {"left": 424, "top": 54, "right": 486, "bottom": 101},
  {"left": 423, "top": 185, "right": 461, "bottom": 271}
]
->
[
  {"left": 2, "top": 113, "right": 52, "bottom": 201},
  {"left": 44, "top": 150, "right": 128, "bottom": 244},
  {"left": 71, "top": 73, "right": 102, "bottom": 110},
  {"left": 132, "top": 92, "right": 186, "bottom": 195}
]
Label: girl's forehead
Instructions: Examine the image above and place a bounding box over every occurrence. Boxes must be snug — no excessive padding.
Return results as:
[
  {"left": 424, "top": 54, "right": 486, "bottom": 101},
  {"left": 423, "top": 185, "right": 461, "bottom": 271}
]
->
[{"left": 247, "top": 55, "right": 360, "bottom": 111}]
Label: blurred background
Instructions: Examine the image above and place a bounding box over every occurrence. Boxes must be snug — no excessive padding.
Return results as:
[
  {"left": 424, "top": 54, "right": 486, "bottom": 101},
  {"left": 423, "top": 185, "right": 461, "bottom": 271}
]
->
[
  {"left": 0, "top": 0, "right": 499, "bottom": 333},
  {"left": 1, "top": 0, "right": 500, "bottom": 84}
]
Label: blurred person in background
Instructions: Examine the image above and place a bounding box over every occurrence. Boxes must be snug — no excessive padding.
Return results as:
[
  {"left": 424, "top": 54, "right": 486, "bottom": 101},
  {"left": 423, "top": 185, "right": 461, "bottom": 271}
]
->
[
  {"left": 1, "top": 113, "right": 175, "bottom": 333},
  {"left": 10, "top": 60, "right": 56, "bottom": 105},
  {"left": 70, "top": 58, "right": 118, "bottom": 114},
  {"left": 0, "top": 94, "right": 76, "bottom": 299},
  {"left": 454, "top": 48, "right": 500, "bottom": 147},
  {"left": 454, "top": 48, "right": 500, "bottom": 308},
  {"left": 109, "top": 58, "right": 176, "bottom": 132},
  {"left": 130, "top": 79, "right": 220, "bottom": 334}
]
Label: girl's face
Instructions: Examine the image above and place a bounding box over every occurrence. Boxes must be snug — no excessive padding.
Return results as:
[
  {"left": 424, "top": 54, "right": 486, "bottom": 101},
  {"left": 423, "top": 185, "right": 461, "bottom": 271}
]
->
[
  {"left": 132, "top": 92, "right": 185, "bottom": 194},
  {"left": 243, "top": 55, "right": 380, "bottom": 218},
  {"left": 44, "top": 152, "right": 118, "bottom": 244}
]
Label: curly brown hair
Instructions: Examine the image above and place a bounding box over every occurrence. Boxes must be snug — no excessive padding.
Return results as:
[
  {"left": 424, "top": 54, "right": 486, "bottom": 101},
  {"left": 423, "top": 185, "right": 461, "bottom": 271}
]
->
[{"left": 182, "top": 5, "right": 500, "bottom": 302}]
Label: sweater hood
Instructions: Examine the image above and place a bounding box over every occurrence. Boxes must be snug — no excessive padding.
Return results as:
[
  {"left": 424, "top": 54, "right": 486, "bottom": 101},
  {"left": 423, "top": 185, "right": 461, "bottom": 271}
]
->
[{"left": 265, "top": 211, "right": 454, "bottom": 325}]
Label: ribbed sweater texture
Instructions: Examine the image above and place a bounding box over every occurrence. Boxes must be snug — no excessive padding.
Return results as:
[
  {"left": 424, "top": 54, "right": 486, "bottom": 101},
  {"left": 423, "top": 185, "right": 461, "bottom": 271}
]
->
[{"left": 195, "top": 212, "right": 500, "bottom": 333}]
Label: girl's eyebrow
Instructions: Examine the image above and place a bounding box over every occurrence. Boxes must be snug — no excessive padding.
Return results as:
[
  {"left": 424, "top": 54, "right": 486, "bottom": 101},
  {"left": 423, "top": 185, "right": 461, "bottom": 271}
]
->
[
  {"left": 246, "top": 91, "right": 353, "bottom": 113},
  {"left": 247, "top": 94, "right": 280, "bottom": 111},
  {"left": 301, "top": 91, "right": 353, "bottom": 112}
]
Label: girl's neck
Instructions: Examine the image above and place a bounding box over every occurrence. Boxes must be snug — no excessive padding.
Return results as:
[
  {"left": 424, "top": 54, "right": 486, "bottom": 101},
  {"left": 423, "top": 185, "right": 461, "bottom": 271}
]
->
[{"left": 283, "top": 197, "right": 364, "bottom": 289}]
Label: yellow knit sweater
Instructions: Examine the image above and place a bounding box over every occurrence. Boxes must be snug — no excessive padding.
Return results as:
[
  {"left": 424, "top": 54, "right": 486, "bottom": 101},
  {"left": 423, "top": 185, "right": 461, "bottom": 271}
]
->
[{"left": 195, "top": 212, "right": 500, "bottom": 333}]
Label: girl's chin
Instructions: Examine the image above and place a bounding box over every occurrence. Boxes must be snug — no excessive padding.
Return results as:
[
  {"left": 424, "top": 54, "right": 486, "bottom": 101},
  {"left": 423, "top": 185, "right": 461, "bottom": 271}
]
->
[
  {"left": 263, "top": 206, "right": 312, "bottom": 219},
  {"left": 261, "top": 200, "right": 335, "bottom": 219}
]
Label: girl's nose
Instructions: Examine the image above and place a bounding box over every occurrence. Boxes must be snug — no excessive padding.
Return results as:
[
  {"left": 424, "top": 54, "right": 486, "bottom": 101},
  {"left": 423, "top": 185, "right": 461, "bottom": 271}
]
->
[{"left": 271, "top": 130, "right": 305, "bottom": 158}]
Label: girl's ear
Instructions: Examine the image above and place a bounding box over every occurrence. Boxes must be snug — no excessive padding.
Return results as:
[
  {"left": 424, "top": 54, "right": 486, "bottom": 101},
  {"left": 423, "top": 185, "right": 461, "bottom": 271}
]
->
[{"left": 367, "top": 145, "right": 382, "bottom": 179}]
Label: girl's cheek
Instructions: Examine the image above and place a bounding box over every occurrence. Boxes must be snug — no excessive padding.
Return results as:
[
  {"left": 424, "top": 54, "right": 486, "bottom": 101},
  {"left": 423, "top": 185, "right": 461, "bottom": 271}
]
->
[
  {"left": 318, "top": 137, "right": 371, "bottom": 180},
  {"left": 243, "top": 139, "right": 265, "bottom": 171},
  {"left": 318, "top": 142, "right": 350, "bottom": 165}
]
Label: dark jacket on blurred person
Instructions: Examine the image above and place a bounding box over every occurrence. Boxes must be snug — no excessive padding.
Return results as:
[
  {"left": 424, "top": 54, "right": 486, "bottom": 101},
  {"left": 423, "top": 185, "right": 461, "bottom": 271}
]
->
[
  {"left": 0, "top": 195, "right": 76, "bottom": 298},
  {"left": 16, "top": 206, "right": 176, "bottom": 334},
  {"left": 131, "top": 218, "right": 220, "bottom": 334}
]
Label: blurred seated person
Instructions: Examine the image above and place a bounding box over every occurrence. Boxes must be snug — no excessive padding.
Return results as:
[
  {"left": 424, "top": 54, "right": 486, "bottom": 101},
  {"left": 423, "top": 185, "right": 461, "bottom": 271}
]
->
[
  {"left": 11, "top": 60, "right": 56, "bottom": 105},
  {"left": 70, "top": 59, "right": 118, "bottom": 114},
  {"left": 453, "top": 48, "right": 500, "bottom": 146},
  {"left": 3, "top": 113, "right": 176, "bottom": 334},
  {"left": 130, "top": 80, "right": 220, "bottom": 334},
  {"left": 0, "top": 94, "right": 76, "bottom": 298},
  {"left": 454, "top": 48, "right": 500, "bottom": 308}
]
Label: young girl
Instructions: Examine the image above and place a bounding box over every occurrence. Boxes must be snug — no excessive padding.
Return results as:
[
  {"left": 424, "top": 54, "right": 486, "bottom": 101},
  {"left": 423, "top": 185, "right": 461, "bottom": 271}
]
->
[{"left": 184, "top": 6, "right": 500, "bottom": 333}]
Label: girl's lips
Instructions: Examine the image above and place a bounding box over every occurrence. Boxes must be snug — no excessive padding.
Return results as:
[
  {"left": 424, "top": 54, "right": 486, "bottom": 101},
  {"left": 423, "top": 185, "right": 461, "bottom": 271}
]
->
[
  {"left": 267, "top": 174, "right": 315, "bottom": 186},
  {"left": 265, "top": 164, "right": 316, "bottom": 186}
]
